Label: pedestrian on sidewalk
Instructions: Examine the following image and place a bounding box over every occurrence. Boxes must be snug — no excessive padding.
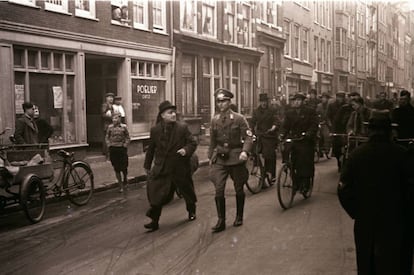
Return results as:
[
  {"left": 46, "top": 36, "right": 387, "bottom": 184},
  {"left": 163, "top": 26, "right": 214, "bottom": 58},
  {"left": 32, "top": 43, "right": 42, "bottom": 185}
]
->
[
  {"left": 143, "top": 101, "right": 198, "bottom": 232},
  {"left": 338, "top": 110, "right": 413, "bottom": 275},
  {"left": 105, "top": 113, "right": 130, "bottom": 193},
  {"left": 209, "top": 88, "right": 253, "bottom": 233}
]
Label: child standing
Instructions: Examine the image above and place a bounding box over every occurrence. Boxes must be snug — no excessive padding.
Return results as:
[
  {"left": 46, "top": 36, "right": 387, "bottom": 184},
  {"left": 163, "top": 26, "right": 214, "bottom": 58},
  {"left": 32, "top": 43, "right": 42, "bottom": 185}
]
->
[{"left": 105, "top": 113, "right": 130, "bottom": 192}]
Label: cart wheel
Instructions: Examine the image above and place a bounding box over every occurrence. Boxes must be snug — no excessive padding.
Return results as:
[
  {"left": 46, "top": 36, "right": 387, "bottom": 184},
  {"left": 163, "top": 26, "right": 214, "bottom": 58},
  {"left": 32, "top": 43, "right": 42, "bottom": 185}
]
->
[{"left": 20, "top": 175, "right": 46, "bottom": 224}]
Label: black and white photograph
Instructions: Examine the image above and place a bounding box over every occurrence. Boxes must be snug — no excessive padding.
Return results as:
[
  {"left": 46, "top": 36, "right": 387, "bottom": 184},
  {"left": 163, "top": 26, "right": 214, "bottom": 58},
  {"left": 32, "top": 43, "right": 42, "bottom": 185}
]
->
[{"left": 0, "top": 0, "right": 413, "bottom": 274}]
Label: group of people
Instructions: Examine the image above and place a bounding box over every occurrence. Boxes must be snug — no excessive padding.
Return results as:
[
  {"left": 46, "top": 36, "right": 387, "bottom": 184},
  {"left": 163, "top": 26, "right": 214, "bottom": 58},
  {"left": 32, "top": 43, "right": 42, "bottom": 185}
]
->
[{"left": 14, "top": 102, "right": 53, "bottom": 145}]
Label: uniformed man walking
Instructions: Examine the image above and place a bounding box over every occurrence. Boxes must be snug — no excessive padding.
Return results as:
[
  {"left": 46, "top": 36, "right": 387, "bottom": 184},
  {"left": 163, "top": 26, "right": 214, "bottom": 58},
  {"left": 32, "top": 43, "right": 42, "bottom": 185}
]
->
[{"left": 208, "top": 88, "right": 253, "bottom": 233}]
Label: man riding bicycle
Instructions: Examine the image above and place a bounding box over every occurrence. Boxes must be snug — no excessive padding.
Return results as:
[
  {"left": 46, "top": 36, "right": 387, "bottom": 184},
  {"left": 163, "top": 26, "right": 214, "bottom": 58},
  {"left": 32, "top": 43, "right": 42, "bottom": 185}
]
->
[
  {"left": 279, "top": 93, "right": 318, "bottom": 193},
  {"left": 250, "top": 93, "right": 281, "bottom": 184}
]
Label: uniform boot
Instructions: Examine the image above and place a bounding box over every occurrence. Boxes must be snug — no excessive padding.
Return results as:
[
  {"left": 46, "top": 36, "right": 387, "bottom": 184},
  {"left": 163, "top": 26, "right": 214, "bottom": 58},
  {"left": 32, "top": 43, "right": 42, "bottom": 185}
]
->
[
  {"left": 233, "top": 194, "right": 245, "bottom": 227},
  {"left": 212, "top": 197, "right": 226, "bottom": 233},
  {"left": 144, "top": 206, "right": 161, "bottom": 232}
]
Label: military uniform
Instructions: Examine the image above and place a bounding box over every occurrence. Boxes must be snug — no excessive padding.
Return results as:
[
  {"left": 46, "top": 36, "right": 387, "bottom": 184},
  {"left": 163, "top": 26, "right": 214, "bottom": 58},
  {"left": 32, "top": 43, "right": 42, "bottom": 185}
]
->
[{"left": 209, "top": 88, "right": 253, "bottom": 233}]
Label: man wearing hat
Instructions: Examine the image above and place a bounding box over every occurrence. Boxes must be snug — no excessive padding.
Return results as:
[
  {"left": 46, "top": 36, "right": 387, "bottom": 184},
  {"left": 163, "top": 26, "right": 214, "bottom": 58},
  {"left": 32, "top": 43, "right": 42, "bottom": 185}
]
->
[
  {"left": 143, "top": 100, "right": 198, "bottom": 232},
  {"left": 250, "top": 93, "right": 281, "bottom": 184},
  {"left": 372, "top": 91, "right": 393, "bottom": 111},
  {"left": 14, "top": 102, "right": 39, "bottom": 144},
  {"left": 316, "top": 92, "right": 331, "bottom": 158},
  {"left": 338, "top": 109, "right": 413, "bottom": 274},
  {"left": 392, "top": 90, "right": 414, "bottom": 147},
  {"left": 209, "top": 88, "right": 253, "bottom": 233},
  {"left": 101, "top": 92, "right": 115, "bottom": 156},
  {"left": 280, "top": 93, "right": 318, "bottom": 194}
]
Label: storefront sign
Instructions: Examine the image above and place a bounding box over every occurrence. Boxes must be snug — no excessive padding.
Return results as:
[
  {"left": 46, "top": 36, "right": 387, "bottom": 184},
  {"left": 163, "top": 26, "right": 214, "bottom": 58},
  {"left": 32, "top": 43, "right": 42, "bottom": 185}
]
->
[
  {"left": 132, "top": 79, "right": 165, "bottom": 124},
  {"left": 14, "top": 84, "right": 25, "bottom": 114}
]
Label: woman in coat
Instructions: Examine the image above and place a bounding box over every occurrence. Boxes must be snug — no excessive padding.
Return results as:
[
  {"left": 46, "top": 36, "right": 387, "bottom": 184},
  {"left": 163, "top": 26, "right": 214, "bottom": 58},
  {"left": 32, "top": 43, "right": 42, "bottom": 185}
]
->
[{"left": 143, "top": 101, "right": 197, "bottom": 232}]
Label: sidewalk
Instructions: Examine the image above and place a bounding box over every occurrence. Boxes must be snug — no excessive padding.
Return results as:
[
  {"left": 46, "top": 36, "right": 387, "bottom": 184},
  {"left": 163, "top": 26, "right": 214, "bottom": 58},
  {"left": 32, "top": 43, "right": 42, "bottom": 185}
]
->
[{"left": 88, "top": 144, "right": 210, "bottom": 192}]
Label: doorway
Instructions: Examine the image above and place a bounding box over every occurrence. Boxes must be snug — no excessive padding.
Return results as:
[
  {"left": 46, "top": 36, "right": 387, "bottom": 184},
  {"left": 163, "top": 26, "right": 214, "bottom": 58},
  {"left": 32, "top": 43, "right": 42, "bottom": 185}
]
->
[{"left": 85, "top": 56, "right": 120, "bottom": 153}]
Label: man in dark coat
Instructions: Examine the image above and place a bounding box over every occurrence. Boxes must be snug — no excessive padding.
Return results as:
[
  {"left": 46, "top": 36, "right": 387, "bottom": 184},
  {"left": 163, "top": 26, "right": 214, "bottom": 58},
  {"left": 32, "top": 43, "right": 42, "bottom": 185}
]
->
[
  {"left": 372, "top": 91, "right": 394, "bottom": 111},
  {"left": 338, "top": 110, "right": 413, "bottom": 275},
  {"left": 392, "top": 90, "right": 414, "bottom": 145},
  {"left": 14, "top": 102, "right": 39, "bottom": 144},
  {"left": 143, "top": 101, "right": 197, "bottom": 232},
  {"left": 250, "top": 93, "right": 281, "bottom": 184},
  {"left": 209, "top": 88, "right": 253, "bottom": 233},
  {"left": 280, "top": 93, "right": 318, "bottom": 193}
]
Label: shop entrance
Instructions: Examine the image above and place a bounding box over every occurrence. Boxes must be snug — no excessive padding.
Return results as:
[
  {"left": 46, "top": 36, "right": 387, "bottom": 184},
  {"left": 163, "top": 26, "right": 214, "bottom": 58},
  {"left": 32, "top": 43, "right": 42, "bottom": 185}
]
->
[{"left": 85, "top": 56, "right": 120, "bottom": 153}]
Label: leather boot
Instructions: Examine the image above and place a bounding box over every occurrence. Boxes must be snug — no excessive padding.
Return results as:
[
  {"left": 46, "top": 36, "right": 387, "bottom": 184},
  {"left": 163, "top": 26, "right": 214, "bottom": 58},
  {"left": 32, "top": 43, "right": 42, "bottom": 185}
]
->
[
  {"left": 233, "top": 194, "right": 245, "bottom": 227},
  {"left": 144, "top": 206, "right": 161, "bottom": 232},
  {"left": 212, "top": 197, "right": 226, "bottom": 233}
]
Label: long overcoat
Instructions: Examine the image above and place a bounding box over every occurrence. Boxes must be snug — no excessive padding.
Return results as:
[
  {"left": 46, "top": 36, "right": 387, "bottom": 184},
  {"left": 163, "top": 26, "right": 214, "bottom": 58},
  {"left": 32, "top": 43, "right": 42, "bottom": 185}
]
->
[
  {"left": 339, "top": 137, "right": 411, "bottom": 274},
  {"left": 280, "top": 106, "right": 318, "bottom": 178},
  {"left": 144, "top": 121, "right": 197, "bottom": 206}
]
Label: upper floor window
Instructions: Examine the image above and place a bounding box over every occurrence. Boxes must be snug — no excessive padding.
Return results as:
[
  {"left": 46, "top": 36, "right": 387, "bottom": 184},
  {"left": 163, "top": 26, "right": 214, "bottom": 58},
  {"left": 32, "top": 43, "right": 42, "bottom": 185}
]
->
[
  {"left": 224, "top": 2, "right": 236, "bottom": 43},
  {"left": 258, "top": 1, "right": 278, "bottom": 26},
  {"left": 75, "top": 0, "right": 96, "bottom": 19},
  {"left": 237, "top": 3, "right": 251, "bottom": 47},
  {"left": 181, "top": 0, "right": 197, "bottom": 32},
  {"left": 284, "top": 20, "right": 290, "bottom": 56},
  {"left": 152, "top": 0, "right": 166, "bottom": 32},
  {"left": 9, "top": 0, "right": 36, "bottom": 7},
  {"left": 133, "top": 0, "right": 148, "bottom": 29},
  {"left": 293, "top": 24, "right": 300, "bottom": 59},
  {"left": 45, "top": 0, "right": 68, "bottom": 13},
  {"left": 202, "top": 0, "right": 216, "bottom": 37},
  {"left": 335, "top": 27, "right": 347, "bottom": 58},
  {"left": 302, "top": 28, "right": 309, "bottom": 62},
  {"left": 111, "top": 0, "right": 131, "bottom": 26}
]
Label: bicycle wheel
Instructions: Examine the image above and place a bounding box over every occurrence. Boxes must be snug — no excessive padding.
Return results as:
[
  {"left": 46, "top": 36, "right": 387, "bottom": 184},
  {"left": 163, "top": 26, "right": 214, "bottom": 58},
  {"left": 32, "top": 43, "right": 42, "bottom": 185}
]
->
[
  {"left": 277, "top": 164, "right": 294, "bottom": 209},
  {"left": 302, "top": 176, "right": 314, "bottom": 199},
  {"left": 245, "top": 155, "right": 264, "bottom": 194},
  {"left": 20, "top": 175, "right": 46, "bottom": 223},
  {"left": 64, "top": 162, "right": 94, "bottom": 206}
]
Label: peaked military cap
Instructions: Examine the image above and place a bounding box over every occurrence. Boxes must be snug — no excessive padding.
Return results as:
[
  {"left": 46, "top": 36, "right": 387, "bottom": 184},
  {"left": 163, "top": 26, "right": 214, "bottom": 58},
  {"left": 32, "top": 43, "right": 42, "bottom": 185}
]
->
[{"left": 214, "top": 88, "right": 234, "bottom": 101}]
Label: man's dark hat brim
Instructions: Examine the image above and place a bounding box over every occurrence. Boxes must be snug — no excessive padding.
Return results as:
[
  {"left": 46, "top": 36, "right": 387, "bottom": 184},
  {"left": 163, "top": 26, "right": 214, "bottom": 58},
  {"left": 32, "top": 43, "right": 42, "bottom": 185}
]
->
[{"left": 158, "top": 100, "right": 176, "bottom": 114}]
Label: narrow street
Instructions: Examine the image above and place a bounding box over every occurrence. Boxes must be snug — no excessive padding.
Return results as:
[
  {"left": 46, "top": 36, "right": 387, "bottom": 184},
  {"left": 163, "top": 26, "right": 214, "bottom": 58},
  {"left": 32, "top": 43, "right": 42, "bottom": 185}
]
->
[{"left": 0, "top": 157, "right": 356, "bottom": 275}]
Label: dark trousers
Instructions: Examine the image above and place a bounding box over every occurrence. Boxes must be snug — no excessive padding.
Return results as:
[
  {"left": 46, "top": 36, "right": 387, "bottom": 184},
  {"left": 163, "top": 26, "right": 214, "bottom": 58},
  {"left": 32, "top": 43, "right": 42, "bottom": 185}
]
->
[{"left": 209, "top": 163, "right": 248, "bottom": 197}]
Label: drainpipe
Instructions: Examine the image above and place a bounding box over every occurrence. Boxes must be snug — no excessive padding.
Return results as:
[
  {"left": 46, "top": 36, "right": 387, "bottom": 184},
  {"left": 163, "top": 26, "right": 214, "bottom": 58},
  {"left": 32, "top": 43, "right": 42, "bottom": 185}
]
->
[{"left": 170, "top": 1, "right": 175, "bottom": 105}]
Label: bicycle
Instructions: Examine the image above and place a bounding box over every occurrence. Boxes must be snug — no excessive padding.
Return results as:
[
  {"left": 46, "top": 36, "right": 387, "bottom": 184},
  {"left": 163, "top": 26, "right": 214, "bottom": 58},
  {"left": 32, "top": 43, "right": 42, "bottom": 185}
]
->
[
  {"left": 47, "top": 149, "right": 94, "bottom": 206},
  {"left": 276, "top": 134, "right": 314, "bottom": 209},
  {"left": 245, "top": 135, "right": 274, "bottom": 194}
]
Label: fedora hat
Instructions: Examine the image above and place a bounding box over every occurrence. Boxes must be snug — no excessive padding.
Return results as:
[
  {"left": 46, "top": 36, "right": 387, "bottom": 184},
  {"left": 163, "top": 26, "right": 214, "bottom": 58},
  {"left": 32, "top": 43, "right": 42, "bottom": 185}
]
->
[
  {"left": 158, "top": 100, "right": 176, "bottom": 114},
  {"left": 367, "top": 110, "right": 392, "bottom": 129},
  {"left": 259, "top": 93, "right": 269, "bottom": 101}
]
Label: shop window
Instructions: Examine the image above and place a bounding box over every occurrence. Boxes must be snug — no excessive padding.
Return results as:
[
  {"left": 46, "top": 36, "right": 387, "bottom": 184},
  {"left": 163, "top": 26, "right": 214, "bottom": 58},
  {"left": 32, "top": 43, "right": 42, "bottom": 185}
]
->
[
  {"left": 75, "top": 0, "right": 96, "bottom": 19},
  {"left": 45, "top": 0, "right": 69, "bottom": 14},
  {"left": 181, "top": 0, "right": 197, "bottom": 32},
  {"left": 133, "top": 0, "right": 148, "bottom": 30},
  {"left": 111, "top": 0, "right": 130, "bottom": 26},
  {"left": 13, "top": 47, "right": 79, "bottom": 146},
  {"left": 28, "top": 50, "right": 38, "bottom": 69},
  {"left": 13, "top": 48, "right": 24, "bottom": 68},
  {"left": 203, "top": 57, "right": 211, "bottom": 74},
  {"left": 65, "top": 54, "right": 74, "bottom": 71},
  {"left": 152, "top": 0, "right": 166, "bottom": 32},
  {"left": 53, "top": 53, "right": 63, "bottom": 71},
  {"left": 41, "top": 51, "right": 51, "bottom": 70},
  {"left": 131, "top": 60, "right": 167, "bottom": 134},
  {"left": 160, "top": 64, "right": 166, "bottom": 77},
  {"left": 181, "top": 55, "right": 196, "bottom": 115}
]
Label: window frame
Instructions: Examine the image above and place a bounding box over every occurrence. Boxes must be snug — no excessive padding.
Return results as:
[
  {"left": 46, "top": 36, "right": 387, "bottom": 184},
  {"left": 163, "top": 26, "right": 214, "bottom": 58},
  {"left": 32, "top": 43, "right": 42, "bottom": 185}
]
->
[
  {"left": 152, "top": 0, "right": 166, "bottom": 33},
  {"left": 75, "top": 0, "right": 96, "bottom": 19},
  {"left": 180, "top": 0, "right": 197, "bottom": 33},
  {"left": 201, "top": 0, "right": 217, "bottom": 38},
  {"left": 284, "top": 20, "right": 291, "bottom": 56},
  {"left": 44, "top": 0, "right": 69, "bottom": 14},
  {"left": 132, "top": 0, "right": 149, "bottom": 30}
]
